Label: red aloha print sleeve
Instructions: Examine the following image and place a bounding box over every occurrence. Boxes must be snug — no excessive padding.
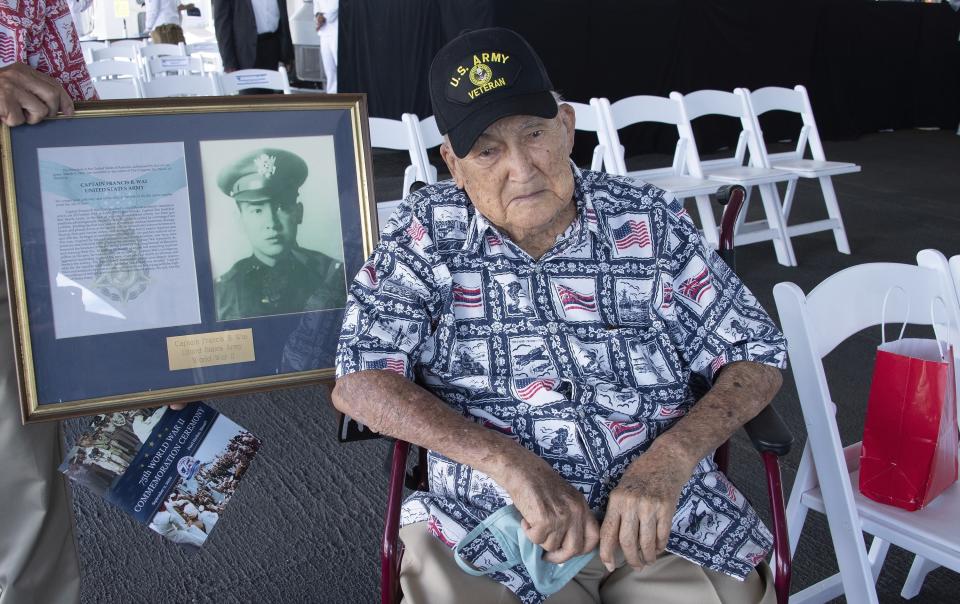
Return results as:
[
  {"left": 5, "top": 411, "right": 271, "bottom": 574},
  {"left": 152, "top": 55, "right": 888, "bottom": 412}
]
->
[{"left": 0, "top": 0, "right": 97, "bottom": 101}]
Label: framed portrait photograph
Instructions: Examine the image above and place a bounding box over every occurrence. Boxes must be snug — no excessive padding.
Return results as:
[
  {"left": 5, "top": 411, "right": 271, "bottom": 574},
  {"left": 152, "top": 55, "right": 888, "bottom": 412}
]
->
[{"left": 0, "top": 95, "right": 377, "bottom": 422}]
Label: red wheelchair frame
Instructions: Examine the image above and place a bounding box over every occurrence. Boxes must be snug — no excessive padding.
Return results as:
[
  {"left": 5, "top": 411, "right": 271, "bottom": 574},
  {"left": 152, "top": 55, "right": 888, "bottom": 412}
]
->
[{"left": 371, "top": 186, "right": 794, "bottom": 604}]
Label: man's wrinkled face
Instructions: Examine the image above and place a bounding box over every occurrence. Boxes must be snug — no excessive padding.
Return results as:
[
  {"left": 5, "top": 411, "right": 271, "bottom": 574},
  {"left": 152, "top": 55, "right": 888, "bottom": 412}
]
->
[
  {"left": 441, "top": 104, "right": 576, "bottom": 239},
  {"left": 237, "top": 197, "right": 302, "bottom": 264}
]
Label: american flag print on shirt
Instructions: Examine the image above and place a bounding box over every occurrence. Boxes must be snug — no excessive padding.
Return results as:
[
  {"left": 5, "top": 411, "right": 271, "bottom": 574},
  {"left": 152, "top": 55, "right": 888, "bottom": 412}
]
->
[
  {"left": 336, "top": 165, "right": 788, "bottom": 604},
  {"left": 364, "top": 357, "right": 406, "bottom": 375},
  {"left": 608, "top": 214, "right": 653, "bottom": 258}
]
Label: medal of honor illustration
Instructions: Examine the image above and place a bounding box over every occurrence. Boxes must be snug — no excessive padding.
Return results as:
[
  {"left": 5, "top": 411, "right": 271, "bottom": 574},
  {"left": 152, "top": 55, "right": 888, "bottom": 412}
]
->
[{"left": 92, "top": 211, "right": 150, "bottom": 303}]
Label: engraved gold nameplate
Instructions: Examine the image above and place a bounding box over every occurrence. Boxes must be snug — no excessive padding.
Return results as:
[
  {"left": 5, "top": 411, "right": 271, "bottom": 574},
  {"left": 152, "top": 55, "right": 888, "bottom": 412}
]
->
[{"left": 167, "top": 329, "right": 256, "bottom": 371}]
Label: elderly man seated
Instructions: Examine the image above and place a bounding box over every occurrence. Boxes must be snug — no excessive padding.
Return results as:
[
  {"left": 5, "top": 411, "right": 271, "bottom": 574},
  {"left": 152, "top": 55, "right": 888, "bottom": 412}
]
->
[{"left": 334, "top": 27, "right": 785, "bottom": 604}]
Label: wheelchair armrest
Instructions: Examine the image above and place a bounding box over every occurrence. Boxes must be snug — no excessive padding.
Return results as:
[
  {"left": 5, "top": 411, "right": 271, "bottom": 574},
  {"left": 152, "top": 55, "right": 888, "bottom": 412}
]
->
[{"left": 743, "top": 405, "right": 793, "bottom": 457}]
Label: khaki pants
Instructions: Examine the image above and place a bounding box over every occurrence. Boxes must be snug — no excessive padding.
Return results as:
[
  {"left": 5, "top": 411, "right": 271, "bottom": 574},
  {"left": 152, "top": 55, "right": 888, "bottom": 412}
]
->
[
  {"left": 400, "top": 522, "right": 775, "bottom": 604},
  {"left": 0, "top": 278, "right": 80, "bottom": 604},
  {"left": 150, "top": 23, "right": 185, "bottom": 45}
]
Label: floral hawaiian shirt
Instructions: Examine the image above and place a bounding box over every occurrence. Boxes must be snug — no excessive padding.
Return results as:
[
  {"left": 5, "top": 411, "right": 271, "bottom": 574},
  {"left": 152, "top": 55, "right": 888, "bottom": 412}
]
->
[
  {"left": 336, "top": 165, "right": 787, "bottom": 603},
  {"left": 0, "top": 0, "right": 97, "bottom": 102}
]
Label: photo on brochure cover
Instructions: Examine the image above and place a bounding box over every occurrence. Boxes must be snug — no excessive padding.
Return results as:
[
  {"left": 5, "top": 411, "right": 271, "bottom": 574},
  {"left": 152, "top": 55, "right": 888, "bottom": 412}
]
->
[
  {"left": 200, "top": 136, "right": 348, "bottom": 322},
  {"left": 59, "top": 403, "right": 261, "bottom": 547}
]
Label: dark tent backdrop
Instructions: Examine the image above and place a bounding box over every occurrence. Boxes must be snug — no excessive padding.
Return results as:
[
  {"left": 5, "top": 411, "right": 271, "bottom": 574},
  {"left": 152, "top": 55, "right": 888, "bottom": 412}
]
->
[{"left": 339, "top": 0, "right": 960, "bottom": 158}]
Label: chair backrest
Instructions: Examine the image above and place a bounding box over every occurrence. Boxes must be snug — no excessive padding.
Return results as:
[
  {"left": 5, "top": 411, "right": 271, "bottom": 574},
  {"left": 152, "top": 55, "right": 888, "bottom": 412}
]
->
[
  {"left": 563, "top": 99, "right": 606, "bottom": 172},
  {"left": 369, "top": 116, "right": 422, "bottom": 200},
  {"left": 405, "top": 114, "right": 442, "bottom": 185},
  {"left": 216, "top": 66, "right": 291, "bottom": 94},
  {"left": 140, "top": 73, "right": 218, "bottom": 97},
  {"left": 597, "top": 94, "right": 687, "bottom": 177},
  {"left": 109, "top": 39, "right": 144, "bottom": 48},
  {"left": 745, "top": 85, "right": 828, "bottom": 163},
  {"left": 144, "top": 55, "right": 204, "bottom": 81},
  {"left": 80, "top": 40, "right": 107, "bottom": 63},
  {"left": 94, "top": 77, "right": 144, "bottom": 100},
  {"left": 86, "top": 60, "right": 141, "bottom": 80},
  {"left": 186, "top": 42, "right": 224, "bottom": 73},
  {"left": 671, "top": 89, "right": 770, "bottom": 176},
  {"left": 91, "top": 46, "right": 138, "bottom": 62},
  {"left": 138, "top": 42, "right": 186, "bottom": 60}
]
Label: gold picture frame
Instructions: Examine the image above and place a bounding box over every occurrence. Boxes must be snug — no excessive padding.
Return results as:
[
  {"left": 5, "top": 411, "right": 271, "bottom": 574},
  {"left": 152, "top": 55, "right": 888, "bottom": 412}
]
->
[{"left": 0, "top": 95, "right": 377, "bottom": 423}]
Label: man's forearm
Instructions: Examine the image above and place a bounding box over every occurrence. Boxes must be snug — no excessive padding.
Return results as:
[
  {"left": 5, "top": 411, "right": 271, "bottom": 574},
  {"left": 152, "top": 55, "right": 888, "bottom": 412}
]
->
[
  {"left": 332, "top": 370, "right": 531, "bottom": 480},
  {"left": 641, "top": 361, "right": 782, "bottom": 473}
]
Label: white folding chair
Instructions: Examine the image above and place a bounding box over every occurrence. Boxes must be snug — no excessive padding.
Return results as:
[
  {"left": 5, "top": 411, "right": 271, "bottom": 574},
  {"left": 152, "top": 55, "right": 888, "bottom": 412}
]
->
[
  {"left": 900, "top": 252, "right": 960, "bottom": 600},
  {"left": 87, "top": 60, "right": 143, "bottom": 99},
  {"left": 216, "top": 66, "right": 292, "bottom": 95},
  {"left": 186, "top": 42, "right": 224, "bottom": 74},
  {"left": 91, "top": 46, "right": 139, "bottom": 62},
  {"left": 138, "top": 42, "right": 186, "bottom": 59},
  {"left": 143, "top": 55, "right": 204, "bottom": 81},
  {"left": 109, "top": 40, "right": 144, "bottom": 48},
  {"left": 562, "top": 99, "right": 607, "bottom": 173},
  {"left": 745, "top": 85, "right": 859, "bottom": 255},
  {"left": 86, "top": 60, "right": 140, "bottom": 80},
  {"left": 595, "top": 94, "right": 723, "bottom": 248},
  {"left": 80, "top": 40, "right": 107, "bottom": 63},
  {"left": 93, "top": 77, "right": 144, "bottom": 99},
  {"left": 140, "top": 73, "right": 218, "bottom": 98},
  {"left": 370, "top": 115, "right": 428, "bottom": 229},
  {"left": 774, "top": 249, "right": 960, "bottom": 604},
  {"left": 673, "top": 89, "right": 799, "bottom": 266}
]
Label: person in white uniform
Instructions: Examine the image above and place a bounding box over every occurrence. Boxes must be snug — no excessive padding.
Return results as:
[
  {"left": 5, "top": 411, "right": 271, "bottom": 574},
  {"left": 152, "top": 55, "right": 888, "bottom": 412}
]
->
[{"left": 314, "top": 0, "right": 338, "bottom": 93}]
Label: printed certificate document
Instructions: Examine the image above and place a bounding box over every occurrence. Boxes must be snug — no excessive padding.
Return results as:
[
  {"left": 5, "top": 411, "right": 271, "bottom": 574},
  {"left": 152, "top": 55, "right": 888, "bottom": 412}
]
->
[
  {"left": 60, "top": 403, "right": 260, "bottom": 547},
  {"left": 37, "top": 142, "right": 201, "bottom": 339}
]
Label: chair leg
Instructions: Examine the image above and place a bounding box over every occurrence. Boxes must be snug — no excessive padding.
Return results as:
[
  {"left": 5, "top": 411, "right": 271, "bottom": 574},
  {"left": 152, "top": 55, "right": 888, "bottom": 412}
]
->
[
  {"left": 786, "top": 444, "right": 816, "bottom": 556},
  {"left": 693, "top": 194, "right": 720, "bottom": 249},
  {"left": 734, "top": 186, "right": 752, "bottom": 238},
  {"left": 757, "top": 182, "right": 797, "bottom": 266},
  {"left": 867, "top": 537, "right": 890, "bottom": 582},
  {"left": 817, "top": 176, "right": 851, "bottom": 254},
  {"left": 781, "top": 178, "right": 799, "bottom": 223},
  {"left": 901, "top": 555, "right": 940, "bottom": 599}
]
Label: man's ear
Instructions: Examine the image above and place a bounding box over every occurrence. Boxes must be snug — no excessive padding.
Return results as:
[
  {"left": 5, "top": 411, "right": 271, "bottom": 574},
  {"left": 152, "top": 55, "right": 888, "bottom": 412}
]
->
[
  {"left": 557, "top": 104, "right": 576, "bottom": 157},
  {"left": 295, "top": 201, "right": 304, "bottom": 225},
  {"left": 439, "top": 141, "right": 465, "bottom": 189}
]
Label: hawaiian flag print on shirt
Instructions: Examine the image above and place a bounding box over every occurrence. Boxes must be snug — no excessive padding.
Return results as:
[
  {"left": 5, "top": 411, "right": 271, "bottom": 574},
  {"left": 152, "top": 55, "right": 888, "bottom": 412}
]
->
[
  {"left": 661, "top": 282, "right": 674, "bottom": 309},
  {"left": 613, "top": 219, "right": 651, "bottom": 251},
  {"left": 365, "top": 357, "right": 405, "bottom": 374},
  {"left": 453, "top": 284, "right": 483, "bottom": 308},
  {"left": 585, "top": 207, "right": 597, "bottom": 225},
  {"left": 514, "top": 377, "right": 557, "bottom": 400},
  {"left": 678, "top": 267, "right": 713, "bottom": 304},
  {"left": 557, "top": 285, "right": 597, "bottom": 313}
]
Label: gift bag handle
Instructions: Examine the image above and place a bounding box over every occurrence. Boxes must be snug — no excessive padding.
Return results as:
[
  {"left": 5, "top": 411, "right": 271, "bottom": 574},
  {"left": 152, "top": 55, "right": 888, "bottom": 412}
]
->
[
  {"left": 880, "top": 286, "right": 910, "bottom": 344},
  {"left": 930, "top": 296, "right": 951, "bottom": 361}
]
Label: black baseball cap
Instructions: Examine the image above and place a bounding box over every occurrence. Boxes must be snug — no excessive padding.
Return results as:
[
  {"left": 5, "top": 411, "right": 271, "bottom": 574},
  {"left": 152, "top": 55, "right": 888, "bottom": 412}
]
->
[{"left": 429, "top": 28, "right": 557, "bottom": 158}]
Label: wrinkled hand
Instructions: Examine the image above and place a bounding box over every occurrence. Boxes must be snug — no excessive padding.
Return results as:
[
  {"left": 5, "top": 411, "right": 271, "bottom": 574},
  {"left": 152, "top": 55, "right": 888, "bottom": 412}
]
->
[
  {"left": 599, "top": 447, "right": 693, "bottom": 571},
  {"left": 315, "top": 13, "right": 326, "bottom": 30},
  {"left": 499, "top": 453, "right": 599, "bottom": 564},
  {"left": 0, "top": 63, "right": 74, "bottom": 127}
]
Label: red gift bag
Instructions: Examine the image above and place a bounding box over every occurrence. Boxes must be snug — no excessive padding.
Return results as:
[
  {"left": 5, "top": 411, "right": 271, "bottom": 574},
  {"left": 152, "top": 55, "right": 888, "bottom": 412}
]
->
[{"left": 859, "top": 326, "right": 958, "bottom": 511}]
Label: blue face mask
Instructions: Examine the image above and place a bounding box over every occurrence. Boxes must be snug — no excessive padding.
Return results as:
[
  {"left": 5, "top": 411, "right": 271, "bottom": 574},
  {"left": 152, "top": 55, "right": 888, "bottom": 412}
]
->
[{"left": 453, "top": 504, "right": 597, "bottom": 595}]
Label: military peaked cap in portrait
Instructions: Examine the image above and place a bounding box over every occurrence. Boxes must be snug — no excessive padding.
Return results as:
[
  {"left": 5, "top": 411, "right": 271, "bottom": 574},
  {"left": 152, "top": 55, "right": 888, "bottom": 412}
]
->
[
  {"left": 217, "top": 148, "right": 309, "bottom": 203},
  {"left": 429, "top": 27, "right": 557, "bottom": 158}
]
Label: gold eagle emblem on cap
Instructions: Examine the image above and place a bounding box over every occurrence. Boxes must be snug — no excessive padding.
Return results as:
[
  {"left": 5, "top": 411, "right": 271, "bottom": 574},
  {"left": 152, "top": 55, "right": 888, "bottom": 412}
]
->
[{"left": 469, "top": 63, "right": 493, "bottom": 87}]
